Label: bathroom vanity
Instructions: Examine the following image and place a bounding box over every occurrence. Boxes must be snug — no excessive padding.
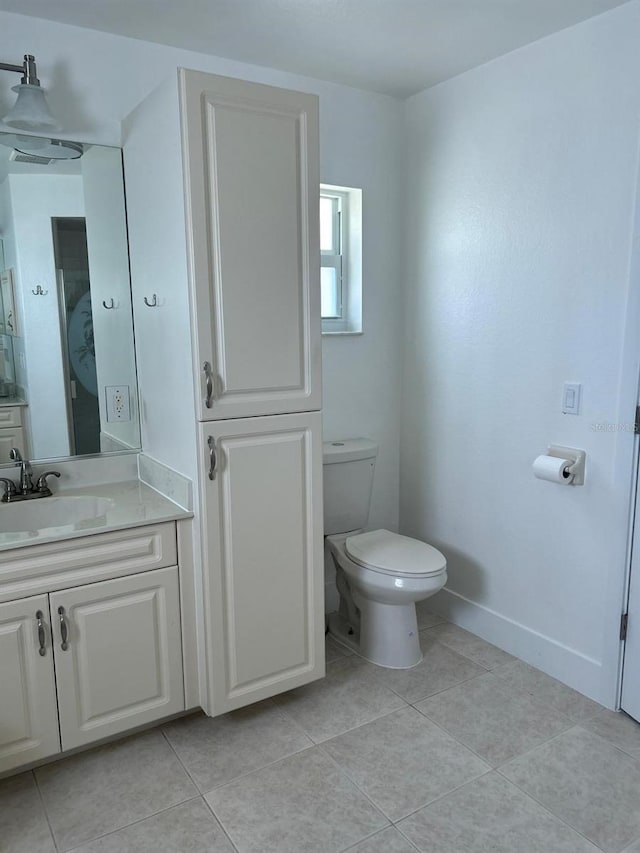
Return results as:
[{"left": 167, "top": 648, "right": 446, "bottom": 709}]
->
[
  {"left": 0, "top": 65, "right": 325, "bottom": 776},
  {"left": 0, "top": 482, "right": 192, "bottom": 775}
]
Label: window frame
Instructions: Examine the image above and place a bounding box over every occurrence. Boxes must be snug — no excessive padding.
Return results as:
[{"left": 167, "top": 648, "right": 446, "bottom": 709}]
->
[{"left": 320, "top": 183, "right": 362, "bottom": 335}]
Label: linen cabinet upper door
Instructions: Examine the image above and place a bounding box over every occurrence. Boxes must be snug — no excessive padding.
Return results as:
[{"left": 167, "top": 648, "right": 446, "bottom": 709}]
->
[{"left": 180, "top": 69, "right": 321, "bottom": 421}]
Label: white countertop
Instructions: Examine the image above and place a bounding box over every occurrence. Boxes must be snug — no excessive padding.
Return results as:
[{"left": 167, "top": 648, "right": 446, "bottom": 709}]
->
[{"left": 0, "top": 479, "right": 192, "bottom": 552}]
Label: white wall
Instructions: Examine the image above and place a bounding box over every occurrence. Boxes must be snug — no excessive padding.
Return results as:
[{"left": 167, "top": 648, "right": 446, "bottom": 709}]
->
[
  {"left": 401, "top": 2, "right": 640, "bottom": 706},
  {"left": 7, "top": 173, "right": 85, "bottom": 459},
  {"left": 0, "top": 11, "right": 404, "bottom": 538}
]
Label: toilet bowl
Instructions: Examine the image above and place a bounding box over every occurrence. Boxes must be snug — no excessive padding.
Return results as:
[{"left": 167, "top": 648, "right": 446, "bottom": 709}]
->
[
  {"left": 326, "top": 529, "right": 447, "bottom": 668},
  {"left": 323, "top": 439, "right": 447, "bottom": 669}
]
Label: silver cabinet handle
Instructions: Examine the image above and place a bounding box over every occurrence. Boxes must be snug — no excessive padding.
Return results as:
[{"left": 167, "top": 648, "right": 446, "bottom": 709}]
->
[
  {"left": 203, "top": 361, "right": 213, "bottom": 408},
  {"left": 208, "top": 435, "right": 217, "bottom": 481},
  {"left": 36, "top": 610, "right": 46, "bottom": 657},
  {"left": 58, "top": 606, "right": 69, "bottom": 651}
]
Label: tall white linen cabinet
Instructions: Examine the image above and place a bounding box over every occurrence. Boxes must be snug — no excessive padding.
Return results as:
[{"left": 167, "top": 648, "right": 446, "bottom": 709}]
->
[{"left": 124, "top": 69, "right": 325, "bottom": 717}]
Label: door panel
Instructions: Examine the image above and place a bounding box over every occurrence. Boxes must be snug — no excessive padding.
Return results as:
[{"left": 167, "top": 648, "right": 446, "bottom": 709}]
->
[
  {"left": 51, "top": 567, "right": 184, "bottom": 750},
  {"left": 0, "top": 595, "right": 60, "bottom": 773},
  {"left": 200, "top": 413, "right": 324, "bottom": 714},
  {"left": 180, "top": 70, "right": 321, "bottom": 420}
]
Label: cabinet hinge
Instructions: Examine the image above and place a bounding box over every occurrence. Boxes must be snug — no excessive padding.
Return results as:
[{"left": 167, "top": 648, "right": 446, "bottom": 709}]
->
[{"left": 621, "top": 612, "right": 629, "bottom": 642}]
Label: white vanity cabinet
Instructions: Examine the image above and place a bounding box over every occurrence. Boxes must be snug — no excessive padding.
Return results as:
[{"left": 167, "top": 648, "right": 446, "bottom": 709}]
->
[
  {"left": 0, "top": 594, "right": 60, "bottom": 772},
  {"left": 0, "top": 523, "right": 185, "bottom": 775},
  {"left": 179, "top": 70, "right": 322, "bottom": 422},
  {"left": 200, "top": 412, "right": 324, "bottom": 714}
]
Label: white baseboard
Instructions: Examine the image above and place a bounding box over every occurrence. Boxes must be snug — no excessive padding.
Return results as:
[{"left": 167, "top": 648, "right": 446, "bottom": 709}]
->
[{"left": 432, "top": 587, "right": 610, "bottom": 708}]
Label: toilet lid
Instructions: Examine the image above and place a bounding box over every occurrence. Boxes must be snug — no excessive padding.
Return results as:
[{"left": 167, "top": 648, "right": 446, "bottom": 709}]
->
[{"left": 345, "top": 529, "right": 447, "bottom": 577}]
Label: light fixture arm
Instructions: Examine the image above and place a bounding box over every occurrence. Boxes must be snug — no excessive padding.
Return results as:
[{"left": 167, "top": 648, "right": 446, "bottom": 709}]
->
[{"left": 0, "top": 55, "right": 40, "bottom": 86}]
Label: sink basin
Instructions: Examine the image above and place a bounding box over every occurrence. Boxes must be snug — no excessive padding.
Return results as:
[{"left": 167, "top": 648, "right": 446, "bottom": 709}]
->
[{"left": 0, "top": 495, "right": 115, "bottom": 535}]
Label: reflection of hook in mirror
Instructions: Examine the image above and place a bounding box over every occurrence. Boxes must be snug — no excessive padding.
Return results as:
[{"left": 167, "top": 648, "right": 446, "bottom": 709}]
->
[
  {"left": 102, "top": 298, "right": 115, "bottom": 309},
  {"left": 32, "top": 285, "right": 48, "bottom": 295},
  {"left": 143, "top": 294, "right": 158, "bottom": 307}
]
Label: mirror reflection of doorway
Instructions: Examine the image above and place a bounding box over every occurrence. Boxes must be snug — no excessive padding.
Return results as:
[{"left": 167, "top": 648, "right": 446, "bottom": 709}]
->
[{"left": 52, "top": 218, "right": 100, "bottom": 455}]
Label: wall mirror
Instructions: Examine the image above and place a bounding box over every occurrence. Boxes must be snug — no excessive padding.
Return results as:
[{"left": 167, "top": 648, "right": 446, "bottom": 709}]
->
[{"left": 0, "top": 131, "right": 140, "bottom": 465}]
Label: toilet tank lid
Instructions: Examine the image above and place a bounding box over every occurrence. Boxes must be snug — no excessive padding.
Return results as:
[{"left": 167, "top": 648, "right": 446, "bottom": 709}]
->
[{"left": 323, "top": 438, "right": 378, "bottom": 464}]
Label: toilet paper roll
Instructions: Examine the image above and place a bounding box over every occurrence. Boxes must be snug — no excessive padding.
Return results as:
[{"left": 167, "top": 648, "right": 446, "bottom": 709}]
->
[{"left": 533, "top": 455, "right": 574, "bottom": 485}]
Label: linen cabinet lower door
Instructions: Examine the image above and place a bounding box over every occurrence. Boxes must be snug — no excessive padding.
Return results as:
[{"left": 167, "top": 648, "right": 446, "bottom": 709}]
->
[
  {"left": 201, "top": 412, "right": 325, "bottom": 715},
  {"left": 50, "top": 567, "right": 184, "bottom": 751},
  {"left": 0, "top": 595, "right": 60, "bottom": 773}
]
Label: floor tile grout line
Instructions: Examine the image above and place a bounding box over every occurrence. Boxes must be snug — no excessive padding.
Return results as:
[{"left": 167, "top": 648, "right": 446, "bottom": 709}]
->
[
  {"left": 492, "top": 766, "right": 610, "bottom": 852},
  {"left": 199, "top": 794, "right": 242, "bottom": 853},
  {"left": 62, "top": 794, "right": 204, "bottom": 853},
  {"left": 317, "top": 743, "right": 393, "bottom": 831},
  {"left": 413, "top": 697, "right": 577, "bottom": 770},
  {"left": 159, "top": 725, "right": 208, "bottom": 791},
  {"left": 31, "top": 767, "right": 60, "bottom": 853},
  {"left": 337, "top": 824, "right": 421, "bottom": 853},
  {"left": 320, "top": 725, "right": 494, "bottom": 829}
]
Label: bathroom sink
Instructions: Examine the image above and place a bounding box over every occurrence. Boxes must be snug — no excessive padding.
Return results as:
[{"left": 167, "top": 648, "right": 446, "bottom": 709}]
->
[{"left": 0, "top": 495, "right": 115, "bottom": 535}]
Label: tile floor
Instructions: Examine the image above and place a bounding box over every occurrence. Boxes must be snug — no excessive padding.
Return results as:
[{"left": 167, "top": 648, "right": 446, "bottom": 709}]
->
[{"left": 2, "top": 611, "right": 640, "bottom": 853}]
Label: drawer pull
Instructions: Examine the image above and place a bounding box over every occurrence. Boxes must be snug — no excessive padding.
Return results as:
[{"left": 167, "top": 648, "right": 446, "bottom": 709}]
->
[
  {"left": 203, "top": 361, "right": 214, "bottom": 408},
  {"left": 208, "top": 435, "right": 217, "bottom": 481},
  {"left": 58, "top": 606, "right": 69, "bottom": 651},
  {"left": 36, "top": 610, "right": 46, "bottom": 657}
]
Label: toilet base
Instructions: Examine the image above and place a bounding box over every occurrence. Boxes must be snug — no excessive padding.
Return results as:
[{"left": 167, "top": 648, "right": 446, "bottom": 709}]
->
[{"left": 328, "top": 601, "right": 423, "bottom": 669}]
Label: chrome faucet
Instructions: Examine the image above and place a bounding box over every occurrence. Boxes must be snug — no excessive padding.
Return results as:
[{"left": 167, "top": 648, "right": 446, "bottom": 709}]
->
[
  {"left": 0, "top": 448, "right": 61, "bottom": 503},
  {"left": 10, "top": 448, "right": 33, "bottom": 494}
]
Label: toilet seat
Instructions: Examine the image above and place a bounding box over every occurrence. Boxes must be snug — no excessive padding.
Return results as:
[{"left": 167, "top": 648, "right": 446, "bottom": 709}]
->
[{"left": 345, "top": 528, "right": 446, "bottom": 579}]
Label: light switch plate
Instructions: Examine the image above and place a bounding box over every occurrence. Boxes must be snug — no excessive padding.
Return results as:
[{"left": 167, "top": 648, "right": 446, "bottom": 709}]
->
[{"left": 562, "top": 382, "right": 582, "bottom": 415}]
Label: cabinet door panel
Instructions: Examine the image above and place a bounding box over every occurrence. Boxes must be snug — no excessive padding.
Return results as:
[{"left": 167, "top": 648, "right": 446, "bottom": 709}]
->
[
  {"left": 0, "top": 427, "right": 26, "bottom": 463},
  {"left": 51, "top": 567, "right": 184, "bottom": 750},
  {"left": 0, "top": 595, "right": 60, "bottom": 773},
  {"left": 200, "top": 413, "right": 324, "bottom": 714},
  {"left": 181, "top": 70, "right": 321, "bottom": 420}
]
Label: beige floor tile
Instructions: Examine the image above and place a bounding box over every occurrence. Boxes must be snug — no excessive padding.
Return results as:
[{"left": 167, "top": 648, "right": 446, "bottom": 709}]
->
[
  {"left": 368, "top": 634, "right": 486, "bottom": 704},
  {"left": 0, "top": 772, "right": 55, "bottom": 853},
  {"left": 273, "top": 656, "right": 406, "bottom": 742},
  {"left": 342, "top": 826, "right": 419, "bottom": 852},
  {"left": 163, "top": 702, "right": 312, "bottom": 791},
  {"left": 501, "top": 725, "right": 640, "bottom": 853},
  {"left": 398, "top": 771, "right": 601, "bottom": 853},
  {"left": 492, "top": 660, "right": 603, "bottom": 722},
  {"left": 581, "top": 708, "right": 640, "bottom": 758},
  {"left": 422, "top": 623, "right": 515, "bottom": 669},
  {"left": 206, "top": 747, "right": 388, "bottom": 853},
  {"left": 67, "top": 799, "right": 234, "bottom": 852},
  {"left": 323, "top": 706, "right": 489, "bottom": 821},
  {"left": 35, "top": 729, "right": 197, "bottom": 851},
  {"left": 326, "top": 634, "right": 355, "bottom": 662},
  {"left": 415, "top": 602, "right": 447, "bottom": 630},
  {"left": 416, "top": 672, "right": 573, "bottom": 766}
]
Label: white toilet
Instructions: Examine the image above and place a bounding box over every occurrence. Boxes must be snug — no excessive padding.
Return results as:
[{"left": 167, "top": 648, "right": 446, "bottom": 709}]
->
[{"left": 324, "top": 438, "right": 447, "bottom": 669}]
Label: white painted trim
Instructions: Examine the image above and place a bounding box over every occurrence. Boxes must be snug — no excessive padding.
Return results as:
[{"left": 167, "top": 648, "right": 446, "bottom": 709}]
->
[{"left": 432, "top": 586, "right": 609, "bottom": 707}]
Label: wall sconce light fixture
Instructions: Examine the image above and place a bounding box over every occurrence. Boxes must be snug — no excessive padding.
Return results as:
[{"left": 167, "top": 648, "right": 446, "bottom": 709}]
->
[{"left": 0, "top": 54, "right": 59, "bottom": 131}]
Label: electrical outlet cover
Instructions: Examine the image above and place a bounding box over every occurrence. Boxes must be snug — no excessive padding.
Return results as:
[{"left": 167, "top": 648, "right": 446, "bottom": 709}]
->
[{"left": 106, "top": 385, "right": 131, "bottom": 422}]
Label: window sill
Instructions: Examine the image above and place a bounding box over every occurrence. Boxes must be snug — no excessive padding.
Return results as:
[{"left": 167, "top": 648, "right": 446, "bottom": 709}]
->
[{"left": 321, "top": 329, "right": 363, "bottom": 337}]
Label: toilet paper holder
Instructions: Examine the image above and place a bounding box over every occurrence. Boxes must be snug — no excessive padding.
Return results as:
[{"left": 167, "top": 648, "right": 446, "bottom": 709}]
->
[{"left": 546, "top": 445, "right": 586, "bottom": 486}]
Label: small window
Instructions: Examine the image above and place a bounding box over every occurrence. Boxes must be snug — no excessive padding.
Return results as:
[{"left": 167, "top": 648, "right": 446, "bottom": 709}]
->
[{"left": 320, "top": 185, "right": 362, "bottom": 334}]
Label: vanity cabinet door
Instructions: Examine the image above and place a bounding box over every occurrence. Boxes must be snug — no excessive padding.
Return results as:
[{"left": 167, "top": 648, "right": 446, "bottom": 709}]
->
[
  {"left": 180, "top": 70, "right": 321, "bottom": 421},
  {"left": 0, "top": 595, "right": 60, "bottom": 773},
  {"left": 200, "top": 413, "right": 324, "bottom": 715},
  {"left": 50, "top": 566, "right": 184, "bottom": 751}
]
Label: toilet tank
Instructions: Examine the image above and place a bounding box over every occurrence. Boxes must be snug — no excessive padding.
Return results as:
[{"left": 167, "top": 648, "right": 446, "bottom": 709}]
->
[{"left": 323, "top": 439, "right": 378, "bottom": 535}]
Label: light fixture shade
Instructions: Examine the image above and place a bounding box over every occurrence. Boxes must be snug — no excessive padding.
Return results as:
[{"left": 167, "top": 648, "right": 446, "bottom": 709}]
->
[{"left": 3, "top": 83, "right": 59, "bottom": 131}]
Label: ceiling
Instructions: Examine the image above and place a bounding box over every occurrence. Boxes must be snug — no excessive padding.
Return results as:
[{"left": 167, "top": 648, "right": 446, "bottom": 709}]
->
[{"left": 0, "top": 0, "right": 631, "bottom": 97}]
